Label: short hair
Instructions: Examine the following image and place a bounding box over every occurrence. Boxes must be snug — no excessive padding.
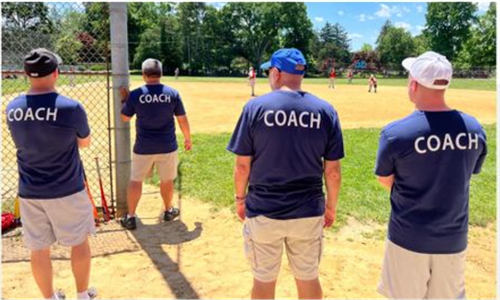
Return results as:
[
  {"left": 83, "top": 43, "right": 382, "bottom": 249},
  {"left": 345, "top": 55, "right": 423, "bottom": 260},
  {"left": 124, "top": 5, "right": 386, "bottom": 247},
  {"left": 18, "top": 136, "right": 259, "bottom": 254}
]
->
[{"left": 142, "top": 59, "right": 162, "bottom": 77}]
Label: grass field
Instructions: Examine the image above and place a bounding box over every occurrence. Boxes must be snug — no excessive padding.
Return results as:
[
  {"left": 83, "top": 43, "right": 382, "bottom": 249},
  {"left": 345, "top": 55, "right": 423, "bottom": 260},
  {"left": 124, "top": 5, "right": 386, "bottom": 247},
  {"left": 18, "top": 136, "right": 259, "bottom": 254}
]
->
[
  {"left": 147, "top": 124, "right": 496, "bottom": 228},
  {"left": 130, "top": 75, "right": 496, "bottom": 91},
  {"left": 1, "top": 75, "right": 106, "bottom": 94}
]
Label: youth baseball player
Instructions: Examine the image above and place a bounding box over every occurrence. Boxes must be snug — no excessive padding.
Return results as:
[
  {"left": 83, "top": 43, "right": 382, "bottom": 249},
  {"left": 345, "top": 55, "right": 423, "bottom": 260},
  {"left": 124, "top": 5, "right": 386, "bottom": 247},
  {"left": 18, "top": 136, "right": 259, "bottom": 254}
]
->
[
  {"left": 375, "top": 51, "right": 488, "bottom": 299},
  {"left": 248, "top": 66, "right": 256, "bottom": 97},
  {"left": 328, "top": 67, "right": 336, "bottom": 89},
  {"left": 6, "top": 48, "right": 97, "bottom": 299},
  {"left": 368, "top": 74, "right": 377, "bottom": 93},
  {"left": 174, "top": 67, "right": 179, "bottom": 80},
  {"left": 228, "top": 48, "right": 344, "bottom": 299},
  {"left": 120, "top": 58, "right": 192, "bottom": 230}
]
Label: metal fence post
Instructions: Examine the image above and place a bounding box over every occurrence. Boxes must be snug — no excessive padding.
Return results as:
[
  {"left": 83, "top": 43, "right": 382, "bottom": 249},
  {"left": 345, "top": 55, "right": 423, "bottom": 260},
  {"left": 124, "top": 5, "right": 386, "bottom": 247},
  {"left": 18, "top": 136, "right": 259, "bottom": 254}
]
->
[{"left": 109, "top": 2, "right": 130, "bottom": 217}]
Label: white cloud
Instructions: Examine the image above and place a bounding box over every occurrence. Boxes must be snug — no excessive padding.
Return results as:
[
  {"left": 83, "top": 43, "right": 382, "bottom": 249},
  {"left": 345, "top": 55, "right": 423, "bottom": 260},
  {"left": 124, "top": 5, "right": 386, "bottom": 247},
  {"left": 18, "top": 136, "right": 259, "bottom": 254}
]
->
[
  {"left": 375, "top": 4, "right": 407, "bottom": 18},
  {"left": 416, "top": 5, "right": 424, "bottom": 13},
  {"left": 348, "top": 33, "right": 363, "bottom": 39},
  {"left": 477, "top": 2, "right": 491, "bottom": 12},
  {"left": 338, "top": 10, "right": 344, "bottom": 16},
  {"left": 211, "top": 2, "right": 226, "bottom": 10},
  {"left": 359, "top": 14, "right": 366, "bottom": 22},
  {"left": 412, "top": 25, "right": 425, "bottom": 36},
  {"left": 368, "top": 15, "right": 374, "bottom": 20},
  {"left": 314, "top": 17, "right": 324, "bottom": 23},
  {"left": 395, "top": 22, "right": 412, "bottom": 31}
]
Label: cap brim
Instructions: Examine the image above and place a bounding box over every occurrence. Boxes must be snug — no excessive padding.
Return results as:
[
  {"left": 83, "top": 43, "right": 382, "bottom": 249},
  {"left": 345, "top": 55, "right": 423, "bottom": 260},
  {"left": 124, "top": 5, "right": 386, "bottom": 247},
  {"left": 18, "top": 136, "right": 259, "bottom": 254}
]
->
[
  {"left": 402, "top": 57, "right": 416, "bottom": 71},
  {"left": 260, "top": 61, "right": 271, "bottom": 70}
]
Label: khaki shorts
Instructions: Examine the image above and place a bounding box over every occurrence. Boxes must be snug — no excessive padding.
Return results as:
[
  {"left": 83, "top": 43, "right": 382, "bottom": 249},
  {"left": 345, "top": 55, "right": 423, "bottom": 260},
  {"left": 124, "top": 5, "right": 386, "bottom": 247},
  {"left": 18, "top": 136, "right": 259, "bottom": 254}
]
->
[
  {"left": 131, "top": 151, "right": 178, "bottom": 182},
  {"left": 243, "top": 215, "right": 324, "bottom": 282},
  {"left": 20, "top": 189, "right": 96, "bottom": 251},
  {"left": 378, "top": 240, "right": 466, "bottom": 299}
]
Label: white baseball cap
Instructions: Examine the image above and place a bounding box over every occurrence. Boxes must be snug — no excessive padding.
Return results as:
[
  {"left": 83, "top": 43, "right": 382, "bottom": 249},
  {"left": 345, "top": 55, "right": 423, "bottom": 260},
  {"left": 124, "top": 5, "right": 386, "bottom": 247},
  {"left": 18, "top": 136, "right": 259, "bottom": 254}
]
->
[{"left": 402, "top": 51, "right": 452, "bottom": 90}]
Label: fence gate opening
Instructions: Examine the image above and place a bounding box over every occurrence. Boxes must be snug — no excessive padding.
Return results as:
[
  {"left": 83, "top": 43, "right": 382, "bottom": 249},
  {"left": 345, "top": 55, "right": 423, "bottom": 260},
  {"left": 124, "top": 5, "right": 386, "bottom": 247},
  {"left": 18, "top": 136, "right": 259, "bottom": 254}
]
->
[{"left": 1, "top": 3, "right": 115, "bottom": 221}]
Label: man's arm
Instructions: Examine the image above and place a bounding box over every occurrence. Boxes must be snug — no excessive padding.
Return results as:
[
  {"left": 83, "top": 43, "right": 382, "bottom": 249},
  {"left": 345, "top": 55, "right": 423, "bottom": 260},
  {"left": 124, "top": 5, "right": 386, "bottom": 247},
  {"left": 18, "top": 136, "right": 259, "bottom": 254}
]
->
[
  {"left": 234, "top": 155, "right": 251, "bottom": 221},
  {"left": 176, "top": 115, "right": 192, "bottom": 150},
  {"left": 324, "top": 159, "right": 341, "bottom": 228},
  {"left": 78, "top": 135, "right": 91, "bottom": 148},
  {"left": 377, "top": 175, "right": 394, "bottom": 190},
  {"left": 120, "top": 86, "right": 132, "bottom": 122}
]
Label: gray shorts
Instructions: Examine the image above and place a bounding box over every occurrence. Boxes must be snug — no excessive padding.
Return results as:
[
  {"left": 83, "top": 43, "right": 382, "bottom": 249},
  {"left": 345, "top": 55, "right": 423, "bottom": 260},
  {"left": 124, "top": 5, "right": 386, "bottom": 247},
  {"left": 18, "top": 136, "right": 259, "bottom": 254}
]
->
[
  {"left": 19, "top": 189, "right": 96, "bottom": 250},
  {"left": 131, "top": 151, "right": 178, "bottom": 182},
  {"left": 378, "top": 240, "right": 466, "bottom": 299}
]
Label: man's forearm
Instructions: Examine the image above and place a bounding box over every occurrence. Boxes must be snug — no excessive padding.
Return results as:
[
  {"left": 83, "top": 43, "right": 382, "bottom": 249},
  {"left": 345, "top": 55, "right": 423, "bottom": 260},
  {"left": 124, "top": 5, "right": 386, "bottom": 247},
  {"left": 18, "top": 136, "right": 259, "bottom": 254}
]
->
[
  {"left": 325, "top": 175, "right": 341, "bottom": 209},
  {"left": 234, "top": 168, "right": 250, "bottom": 198},
  {"left": 177, "top": 116, "right": 191, "bottom": 140}
]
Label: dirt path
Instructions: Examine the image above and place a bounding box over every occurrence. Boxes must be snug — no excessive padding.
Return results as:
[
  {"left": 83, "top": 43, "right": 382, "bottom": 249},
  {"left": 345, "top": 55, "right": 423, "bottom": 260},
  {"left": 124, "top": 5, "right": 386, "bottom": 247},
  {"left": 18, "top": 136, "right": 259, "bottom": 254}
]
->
[{"left": 2, "top": 184, "right": 496, "bottom": 299}]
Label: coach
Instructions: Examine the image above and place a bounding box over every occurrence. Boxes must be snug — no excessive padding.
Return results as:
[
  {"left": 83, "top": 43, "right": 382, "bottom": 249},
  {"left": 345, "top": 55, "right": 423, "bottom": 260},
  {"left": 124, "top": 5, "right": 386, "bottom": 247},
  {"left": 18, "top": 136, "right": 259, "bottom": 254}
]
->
[
  {"left": 120, "top": 58, "right": 191, "bottom": 230},
  {"left": 6, "top": 49, "right": 96, "bottom": 299},
  {"left": 227, "top": 48, "right": 344, "bottom": 299},
  {"left": 375, "top": 51, "right": 488, "bottom": 299}
]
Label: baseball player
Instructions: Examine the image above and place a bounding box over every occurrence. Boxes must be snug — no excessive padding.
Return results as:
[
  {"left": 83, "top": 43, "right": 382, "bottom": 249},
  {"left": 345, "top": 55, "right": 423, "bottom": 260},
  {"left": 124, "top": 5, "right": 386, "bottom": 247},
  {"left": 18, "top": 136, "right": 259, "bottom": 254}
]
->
[
  {"left": 248, "top": 66, "right": 256, "bottom": 96},
  {"left": 6, "top": 49, "right": 97, "bottom": 299},
  {"left": 174, "top": 67, "right": 179, "bottom": 80},
  {"left": 120, "top": 58, "right": 191, "bottom": 230},
  {"left": 368, "top": 74, "right": 377, "bottom": 93},
  {"left": 375, "top": 51, "right": 488, "bottom": 299},
  {"left": 228, "top": 48, "right": 344, "bottom": 299},
  {"left": 328, "top": 67, "right": 336, "bottom": 89},
  {"left": 347, "top": 69, "right": 353, "bottom": 84}
]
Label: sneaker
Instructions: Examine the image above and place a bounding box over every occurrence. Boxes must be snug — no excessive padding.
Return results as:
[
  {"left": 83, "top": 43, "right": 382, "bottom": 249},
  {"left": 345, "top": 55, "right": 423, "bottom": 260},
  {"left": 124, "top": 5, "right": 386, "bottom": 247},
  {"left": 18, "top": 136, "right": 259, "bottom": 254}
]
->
[
  {"left": 163, "top": 207, "right": 180, "bottom": 221},
  {"left": 120, "top": 215, "right": 136, "bottom": 230},
  {"left": 87, "top": 287, "right": 98, "bottom": 299},
  {"left": 53, "top": 289, "right": 66, "bottom": 299}
]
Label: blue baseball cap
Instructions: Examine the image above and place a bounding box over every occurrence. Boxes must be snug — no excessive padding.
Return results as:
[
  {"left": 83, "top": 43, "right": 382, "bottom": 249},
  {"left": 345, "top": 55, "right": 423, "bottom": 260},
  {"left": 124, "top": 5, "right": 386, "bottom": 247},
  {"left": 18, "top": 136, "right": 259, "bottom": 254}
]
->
[{"left": 260, "top": 48, "right": 307, "bottom": 75}]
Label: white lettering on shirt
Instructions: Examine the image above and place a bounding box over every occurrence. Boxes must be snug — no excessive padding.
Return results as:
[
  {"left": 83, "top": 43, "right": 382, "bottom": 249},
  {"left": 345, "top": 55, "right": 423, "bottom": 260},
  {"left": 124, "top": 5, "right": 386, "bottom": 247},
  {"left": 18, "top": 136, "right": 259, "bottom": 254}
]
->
[
  {"left": 263, "top": 110, "right": 322, "bottom": 129},
  {"left": 139, "top": 94, "right": 171, "bottom": 104},
  {"left": 414, "top": 133, "right": 480, "bottom": 154},
  {"left": 7, "top": 107, "right": 58, "bottom": 122}
]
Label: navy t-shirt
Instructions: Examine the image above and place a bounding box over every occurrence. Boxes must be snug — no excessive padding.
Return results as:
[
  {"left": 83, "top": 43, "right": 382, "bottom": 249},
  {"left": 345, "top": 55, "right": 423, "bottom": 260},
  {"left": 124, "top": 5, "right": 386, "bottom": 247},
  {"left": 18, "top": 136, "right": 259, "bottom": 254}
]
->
[
  {"left": 227, "top": 90, "right": 344, "bottom": 220},
  {"left": 121, "top": 84, "right": 186, "bottom": 154},
  {"left": 6, "top": 92, "right": 90, "bottom": 199},
  {"left": 375, "top": 110, "right": 487, "bottom": 254}
]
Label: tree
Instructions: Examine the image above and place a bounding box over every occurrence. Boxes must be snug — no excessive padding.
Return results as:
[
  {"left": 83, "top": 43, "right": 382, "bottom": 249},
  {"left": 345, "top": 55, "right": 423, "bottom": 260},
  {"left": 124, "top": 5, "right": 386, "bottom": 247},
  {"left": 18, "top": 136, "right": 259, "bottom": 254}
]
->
[
  {"left": 360, "top": 43, "right": 373, "bottom": 52},
  {"left": 377, "top": 26, "right": 416, "bottom": 68},
  {"left": 376, "top": 20, "right": 392, "bottom": 45},
  {"left": 278, "top": 3, "right": 314, "bottom": 58},
  {"left": 413, "top": 34, "right": 430, "bottom": 56},
  {"left": 455, "top": 2, "right": 496, "bottom": 68},
  {"left": 423, "top": 2, "right": 477, "bottom": 61},
  {"left": 312, "top": 22, "right": 351, "bottom": 72},
  {"left": 2, "top": 2, "right": 54, "bottom": 33}
]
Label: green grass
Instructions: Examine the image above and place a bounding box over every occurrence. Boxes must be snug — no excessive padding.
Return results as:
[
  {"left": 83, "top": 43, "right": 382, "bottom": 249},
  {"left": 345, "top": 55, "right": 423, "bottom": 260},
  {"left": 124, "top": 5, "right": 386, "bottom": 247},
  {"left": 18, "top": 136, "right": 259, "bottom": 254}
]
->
[
  {"left": 130, "top": 75, "right": 496, "bottom": 91},
  {"left": 2, "top": 75, "right": 105, "bottom": 95},
  {"left": 149, "top": 124, "right": 496, "bottom": 228}
]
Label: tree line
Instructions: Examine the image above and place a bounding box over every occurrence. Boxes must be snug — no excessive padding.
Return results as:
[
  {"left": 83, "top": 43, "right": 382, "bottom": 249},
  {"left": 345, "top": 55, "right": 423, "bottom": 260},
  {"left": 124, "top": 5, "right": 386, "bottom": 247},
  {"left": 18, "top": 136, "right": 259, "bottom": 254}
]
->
[{"left": 2, "top": 2, "right": 496, "bottom": 77}]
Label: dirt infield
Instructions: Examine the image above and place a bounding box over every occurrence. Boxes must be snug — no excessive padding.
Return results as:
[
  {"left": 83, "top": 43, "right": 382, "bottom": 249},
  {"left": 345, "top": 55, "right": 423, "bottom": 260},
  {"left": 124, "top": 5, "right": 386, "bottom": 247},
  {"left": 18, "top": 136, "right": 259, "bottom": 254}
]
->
[
  {"left": 2, "top": 184, "right": 496, "bottom": 299},
  {"left": 1, "top": 80, "right": 497, "bottom": 299}
]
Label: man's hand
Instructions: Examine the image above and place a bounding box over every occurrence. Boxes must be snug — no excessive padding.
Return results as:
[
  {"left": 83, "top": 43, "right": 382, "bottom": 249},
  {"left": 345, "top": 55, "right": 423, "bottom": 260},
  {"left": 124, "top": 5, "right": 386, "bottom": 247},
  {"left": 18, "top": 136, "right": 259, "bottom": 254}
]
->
[
  {"left": 120, "top": 86, "right": 130, "bottom": 104},
  {"left": 236, "top": 201, "right": 246, "bottom": 222},
  {"left": 324, "top": 205, "right": 336, "bottom": 228},
  {"left": 184, "top": 138, "right": 192, "bottom": 151}
]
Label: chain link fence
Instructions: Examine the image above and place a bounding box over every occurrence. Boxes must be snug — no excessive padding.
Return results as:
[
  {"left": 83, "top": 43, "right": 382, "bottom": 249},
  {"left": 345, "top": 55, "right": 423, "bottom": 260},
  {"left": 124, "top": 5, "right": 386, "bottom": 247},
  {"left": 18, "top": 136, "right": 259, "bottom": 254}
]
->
[{"left": 2, "top": 3, "right": 115, "bottom": 220}]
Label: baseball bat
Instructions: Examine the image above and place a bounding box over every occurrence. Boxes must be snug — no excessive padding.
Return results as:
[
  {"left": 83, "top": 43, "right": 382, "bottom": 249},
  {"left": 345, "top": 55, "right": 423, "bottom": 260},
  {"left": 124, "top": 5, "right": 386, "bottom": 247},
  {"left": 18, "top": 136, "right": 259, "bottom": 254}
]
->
[
  {"left": 82, "top": 160, "right": 100, "bottom": 224},
  {"left": 14, "top": 196, "right": 20, "bottom": 220},
  {"left": 95, "top": 157, "right": 111, "bottom": 222}
]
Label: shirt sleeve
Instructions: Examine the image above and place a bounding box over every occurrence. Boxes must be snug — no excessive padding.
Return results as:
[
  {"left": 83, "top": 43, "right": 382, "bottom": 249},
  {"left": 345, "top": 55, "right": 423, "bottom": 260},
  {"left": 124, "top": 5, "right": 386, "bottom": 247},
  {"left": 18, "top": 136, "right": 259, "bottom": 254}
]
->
[
  {"left": 375, "top": 130, "right": 395, "bottom": 176},
  {"left": 473, "top": 128, "right": 488, "bottom": 174},
  {"left": 324, "top": 108, "right": 345, "bottom": 161},
  {"left": 174, "top": 93, "right": 186, "bottom": 116},
  {"left": 121, "top": 91, "right": 136, "bottom": 117},
  {"left": 227, "top": 105, "right": 253, "bottom": 156},
  {"left": 73, "top": 103, "right": 90, "bottom": 138}
]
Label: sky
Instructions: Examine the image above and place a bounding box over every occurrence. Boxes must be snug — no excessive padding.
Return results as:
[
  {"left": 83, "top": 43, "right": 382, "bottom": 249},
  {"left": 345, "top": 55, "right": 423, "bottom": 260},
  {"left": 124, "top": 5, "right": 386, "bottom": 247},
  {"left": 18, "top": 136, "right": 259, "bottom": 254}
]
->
[{"left": 305, "top": 2, "right": 492, "bottom": 51}]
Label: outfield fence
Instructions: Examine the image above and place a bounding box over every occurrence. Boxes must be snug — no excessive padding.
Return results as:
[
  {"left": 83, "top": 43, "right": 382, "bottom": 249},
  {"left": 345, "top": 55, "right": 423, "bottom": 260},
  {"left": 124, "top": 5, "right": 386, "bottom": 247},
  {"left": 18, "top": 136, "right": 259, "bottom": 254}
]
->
[{"left": 1, "top": 3, "right": 115, "bottom": 218}]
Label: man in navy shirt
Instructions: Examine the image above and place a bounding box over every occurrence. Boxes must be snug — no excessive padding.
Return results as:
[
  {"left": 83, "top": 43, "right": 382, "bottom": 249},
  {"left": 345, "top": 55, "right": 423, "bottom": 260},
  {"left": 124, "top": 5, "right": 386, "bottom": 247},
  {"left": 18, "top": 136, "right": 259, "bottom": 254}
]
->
[
  {"left": 375, "top": 51, "right": 487, "bottom": 299},
  {"left": 227, "top": 48, "right": 343, "bottom": 299},
  {"left": 120, "top": 59, "right": 191, "bottom": 230},
  {"left": 6, "top": 49, "right": 97, "bottom": 299}
]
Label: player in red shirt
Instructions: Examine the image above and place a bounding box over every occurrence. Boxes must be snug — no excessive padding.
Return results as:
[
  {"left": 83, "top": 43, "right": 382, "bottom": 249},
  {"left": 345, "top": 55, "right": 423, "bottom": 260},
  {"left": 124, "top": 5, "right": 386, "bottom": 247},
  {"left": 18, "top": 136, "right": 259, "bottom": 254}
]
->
[{"left": 328, "top": 68, "right": 336, "bottom": 89}]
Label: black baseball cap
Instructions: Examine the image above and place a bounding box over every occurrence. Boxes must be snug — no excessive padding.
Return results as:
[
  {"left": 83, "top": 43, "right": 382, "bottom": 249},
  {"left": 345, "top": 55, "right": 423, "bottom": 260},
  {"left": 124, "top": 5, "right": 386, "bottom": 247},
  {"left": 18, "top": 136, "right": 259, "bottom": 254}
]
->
[{"left": 24, "top": 48, "right": 62, "bottom": 78}]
